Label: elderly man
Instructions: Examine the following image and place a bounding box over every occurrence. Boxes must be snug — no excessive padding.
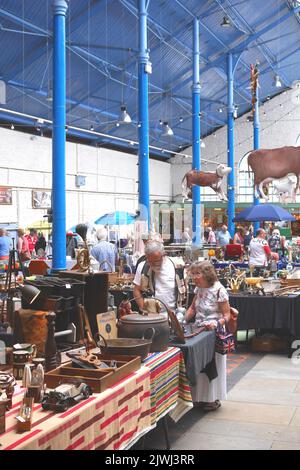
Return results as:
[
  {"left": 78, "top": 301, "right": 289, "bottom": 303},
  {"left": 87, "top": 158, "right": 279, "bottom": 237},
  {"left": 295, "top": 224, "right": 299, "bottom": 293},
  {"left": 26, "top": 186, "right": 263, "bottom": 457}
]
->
[
  {"left": 216, "top": 225, "right": 231, "bottom": 247},
  {"left": 90, "top": 227, "right": 115, "bottom": 272},
  {"left": 249, "top": 228, "right": 277, "bottom": 268},
  {"left": 133, "top": 240, "right": 184, "bottom": 312}
]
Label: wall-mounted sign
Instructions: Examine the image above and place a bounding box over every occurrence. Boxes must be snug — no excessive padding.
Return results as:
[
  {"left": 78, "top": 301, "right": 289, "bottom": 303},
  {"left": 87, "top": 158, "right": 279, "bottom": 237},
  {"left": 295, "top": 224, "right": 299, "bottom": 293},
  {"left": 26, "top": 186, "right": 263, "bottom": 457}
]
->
[
  {"left": 0, "top": 187, "right": 12, "bottom": 205},
  {"left": 32, "top": 190, "right": 51, "bottom": 209}
]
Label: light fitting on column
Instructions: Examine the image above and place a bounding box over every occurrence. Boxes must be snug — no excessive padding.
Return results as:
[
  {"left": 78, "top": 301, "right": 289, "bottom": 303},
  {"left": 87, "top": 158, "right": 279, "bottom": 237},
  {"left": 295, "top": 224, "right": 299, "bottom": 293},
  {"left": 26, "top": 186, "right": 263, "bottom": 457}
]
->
[
  {"left": 220, "top": 16, "right": 231, "bottom": 27},
  {"left": 274, "top": 75, "right": 282, "bottom": 88},
  {"left": 233, "top": 106, "right": 238, "bottom": 119},
  {"left": 118, "top": 105, "right": 132, "bottom": 124},
  {"left": 10, "top": 124, "right": 14, "bottom": 130},
  {"left": 161, "top": 121, "right": 174, "bottom": 136},
  {"left": 200, "top": 139, "right": 206, "bottom": 148}
]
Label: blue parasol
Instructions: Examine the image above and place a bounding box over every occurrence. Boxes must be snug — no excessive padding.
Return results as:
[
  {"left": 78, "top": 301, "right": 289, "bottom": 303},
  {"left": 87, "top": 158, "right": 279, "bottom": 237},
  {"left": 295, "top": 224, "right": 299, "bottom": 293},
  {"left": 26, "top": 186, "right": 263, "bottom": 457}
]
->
[
  {"left": 233, "top": 204, "right": 296, "bottom": 222},
  {"left": 94, "top": 211, "right": 137, "bottom": 225}
]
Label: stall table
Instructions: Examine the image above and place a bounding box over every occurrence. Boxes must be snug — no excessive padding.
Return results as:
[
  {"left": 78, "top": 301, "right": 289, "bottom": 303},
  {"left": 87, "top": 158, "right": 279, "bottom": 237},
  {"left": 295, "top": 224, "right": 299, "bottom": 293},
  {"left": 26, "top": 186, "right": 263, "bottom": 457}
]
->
[
  {"left": 229, "top": 292, "right": 300, "bottom": 337},
  {"left": 0, "top": 348, "right": 193, "bottom": 450}
]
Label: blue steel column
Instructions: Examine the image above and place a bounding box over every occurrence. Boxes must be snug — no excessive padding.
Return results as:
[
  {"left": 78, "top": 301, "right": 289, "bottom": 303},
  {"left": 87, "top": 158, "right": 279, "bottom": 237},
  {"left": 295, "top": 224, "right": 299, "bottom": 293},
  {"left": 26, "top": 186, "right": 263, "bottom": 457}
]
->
[
  {"left": 138, "top": 0, "right": 150, "bottom": 228},
  {"left": 227, "top": 53, "right": 235, "bottom": 238},
  {"left": 52, "top": 0, "right": 68, "bottom": 270},
  {"left": 253, "top": 85, "right": 260, "bottom": 234},
  {"left": 192, "top": 18, "right": 201, "bottom": 247}
]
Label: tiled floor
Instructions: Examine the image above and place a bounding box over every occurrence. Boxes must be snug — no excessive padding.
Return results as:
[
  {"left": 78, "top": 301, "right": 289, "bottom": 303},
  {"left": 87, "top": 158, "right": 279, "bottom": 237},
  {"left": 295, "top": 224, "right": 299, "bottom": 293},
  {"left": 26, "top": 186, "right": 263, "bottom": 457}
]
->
[{"left": 138, "top": 343, "right": 300, "bottom": 450}]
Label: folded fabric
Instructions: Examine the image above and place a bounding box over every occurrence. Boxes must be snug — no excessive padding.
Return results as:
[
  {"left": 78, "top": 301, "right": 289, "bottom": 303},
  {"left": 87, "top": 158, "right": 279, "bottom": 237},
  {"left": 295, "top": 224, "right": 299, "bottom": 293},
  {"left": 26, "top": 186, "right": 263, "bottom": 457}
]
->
[{"left": 201, "top": 357, "right": 218, "bottom": 381}]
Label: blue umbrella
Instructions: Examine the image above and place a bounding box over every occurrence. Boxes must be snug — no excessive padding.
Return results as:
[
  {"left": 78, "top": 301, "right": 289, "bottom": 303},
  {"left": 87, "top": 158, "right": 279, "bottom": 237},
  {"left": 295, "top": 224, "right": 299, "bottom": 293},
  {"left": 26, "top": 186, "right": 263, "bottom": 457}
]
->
[
  {"left": 94, "top": 211, "right": 136, "bottom": 225},
  {"left": 233, "top": 204, "right": 296, "bottom": 222}
]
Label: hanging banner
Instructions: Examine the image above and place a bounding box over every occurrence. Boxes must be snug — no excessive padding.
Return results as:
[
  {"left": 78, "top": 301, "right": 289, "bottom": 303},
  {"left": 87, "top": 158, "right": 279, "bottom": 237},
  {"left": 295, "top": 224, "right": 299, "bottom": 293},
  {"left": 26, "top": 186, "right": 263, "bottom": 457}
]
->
[{"left": 0, "top": 187, "right": 12, "bottom": 205}]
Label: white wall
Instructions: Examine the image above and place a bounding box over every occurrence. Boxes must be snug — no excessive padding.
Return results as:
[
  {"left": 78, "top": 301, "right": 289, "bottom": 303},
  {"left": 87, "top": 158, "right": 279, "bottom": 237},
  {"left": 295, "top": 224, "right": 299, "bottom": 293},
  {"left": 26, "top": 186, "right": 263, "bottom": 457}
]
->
[
  {"left": 0, "top": 127, "right": 172, "bottom": 229},
  {"left": 171, "top": 87, "right": 300, "bottom": 200}
]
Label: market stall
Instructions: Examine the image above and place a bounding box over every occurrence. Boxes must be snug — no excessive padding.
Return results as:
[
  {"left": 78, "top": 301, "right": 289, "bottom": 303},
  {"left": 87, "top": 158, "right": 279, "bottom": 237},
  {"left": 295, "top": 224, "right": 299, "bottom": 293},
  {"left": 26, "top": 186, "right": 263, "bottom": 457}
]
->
[{"left": 0, "top": 347, "right": 192, "bottom": 450}]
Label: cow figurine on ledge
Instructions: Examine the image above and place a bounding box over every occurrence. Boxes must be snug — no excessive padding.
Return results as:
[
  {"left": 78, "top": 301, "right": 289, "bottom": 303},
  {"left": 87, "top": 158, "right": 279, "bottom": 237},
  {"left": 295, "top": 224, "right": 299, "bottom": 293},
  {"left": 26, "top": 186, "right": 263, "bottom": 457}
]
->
[
  {"left": 181, "top": 164, "right": 232, "bottom": 201},
  {"left": 248, "top": 146, "right": 300, "bottom": 200}
]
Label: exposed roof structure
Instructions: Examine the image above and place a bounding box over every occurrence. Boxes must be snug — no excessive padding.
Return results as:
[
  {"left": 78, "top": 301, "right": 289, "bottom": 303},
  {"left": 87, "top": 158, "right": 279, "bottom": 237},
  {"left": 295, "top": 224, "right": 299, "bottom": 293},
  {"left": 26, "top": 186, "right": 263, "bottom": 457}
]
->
[{"left": 0, "top": 0, "right": 300, "bottom": 158}]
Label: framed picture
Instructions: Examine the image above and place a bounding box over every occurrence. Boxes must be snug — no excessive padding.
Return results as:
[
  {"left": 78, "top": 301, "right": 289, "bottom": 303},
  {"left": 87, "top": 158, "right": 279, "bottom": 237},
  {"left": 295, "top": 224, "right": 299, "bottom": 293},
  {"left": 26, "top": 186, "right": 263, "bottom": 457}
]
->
[
  {"left": 32, "top": 190, "right": 51, "bottom": 209},
  {"left": 0, "top": 187, "right": 12, "bottom": 205}
]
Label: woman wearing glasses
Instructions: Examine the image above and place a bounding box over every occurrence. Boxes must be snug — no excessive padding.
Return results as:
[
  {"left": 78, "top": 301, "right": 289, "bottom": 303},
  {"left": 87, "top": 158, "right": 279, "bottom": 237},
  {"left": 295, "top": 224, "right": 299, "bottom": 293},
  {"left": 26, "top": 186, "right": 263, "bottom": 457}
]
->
[{"left": 185, "top": 260, "right": 230, "bottom": 411}]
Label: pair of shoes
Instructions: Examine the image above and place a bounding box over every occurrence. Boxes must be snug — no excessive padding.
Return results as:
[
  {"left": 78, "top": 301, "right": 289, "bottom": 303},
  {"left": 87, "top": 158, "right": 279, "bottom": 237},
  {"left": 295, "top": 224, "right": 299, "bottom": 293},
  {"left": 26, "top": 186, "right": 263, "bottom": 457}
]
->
[
  {"left": 193, "top": 401, "right": 206, "bottom": 408},
  {"left": 203, "top": 400, "right": 221, "bottom": 412}
]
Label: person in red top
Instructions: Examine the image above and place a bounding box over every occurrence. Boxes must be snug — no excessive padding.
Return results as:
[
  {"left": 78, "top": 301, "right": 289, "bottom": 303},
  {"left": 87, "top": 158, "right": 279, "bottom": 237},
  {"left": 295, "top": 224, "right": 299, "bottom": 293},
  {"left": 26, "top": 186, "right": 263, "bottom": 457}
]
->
[{"left": 25, "top": 229, "right": 38, "bottom": 255}]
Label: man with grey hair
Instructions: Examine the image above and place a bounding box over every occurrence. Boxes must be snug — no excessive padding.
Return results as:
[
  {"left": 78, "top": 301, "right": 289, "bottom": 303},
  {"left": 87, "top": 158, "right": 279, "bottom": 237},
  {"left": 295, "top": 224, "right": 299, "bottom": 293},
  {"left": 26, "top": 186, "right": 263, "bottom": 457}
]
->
[
  {"left": 90, "top": 227, "right": 115, "bottom": 272},
  {"left": 133, "top": 240, "right": 182, "bottom": 311}
]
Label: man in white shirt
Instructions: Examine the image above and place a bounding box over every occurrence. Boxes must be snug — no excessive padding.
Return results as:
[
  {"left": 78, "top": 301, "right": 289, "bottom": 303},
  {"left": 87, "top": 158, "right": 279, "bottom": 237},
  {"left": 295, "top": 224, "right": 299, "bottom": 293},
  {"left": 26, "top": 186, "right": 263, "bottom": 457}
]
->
[
  {"left": 249, "top": 228, "right": 272, "bottom": 267},
  {"left": 133, "top": 240, "right": 177, "bottom": 311}
]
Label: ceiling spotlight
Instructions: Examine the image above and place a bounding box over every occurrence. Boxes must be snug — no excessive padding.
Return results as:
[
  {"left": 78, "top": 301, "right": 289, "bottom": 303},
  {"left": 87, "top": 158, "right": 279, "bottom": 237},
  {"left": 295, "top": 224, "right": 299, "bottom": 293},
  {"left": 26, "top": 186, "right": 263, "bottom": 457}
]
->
[
  {"left": 179, "top": 117, "right": 183, "bottom": 123},
  {"left": 116, "top": 122, "right": 120, "bottom": 127},
  {"left": 274, "top": 75, "right": 282, "bottom": 88},
  {"left": 220, "top": 16, "right": 231, "bottom": 28},
  {"left": 90, "top": 125, "right": 94, "bottom": 131},
  {"left": 212, "top": 133, "right": 216, "bottom": 138},
  {"left": 200, "top": 139, "right": 206, "bottom": 148},
  {"left": 266, "top": 95, "right": 271, "bottom": 101},
  {"left": 247, "top": 115, "right": 254, "bottom": 122},
  {"left": 10, "top": 124, "right": 14, "bottom": 130},
  {"left": 159, "top": 119, "right": 163, "bottom": 125},
  {"left": 118, "top": 105, "right": 132, "bottom": 124},
  {"left": 161, "top": 121, "right": 174, "bottom": 136},
  {"left": 137, "top": 122, "right": 142, "bottom": 128},
  {"left": 218, "top": 108, "right": 223, "bottom": 113}
]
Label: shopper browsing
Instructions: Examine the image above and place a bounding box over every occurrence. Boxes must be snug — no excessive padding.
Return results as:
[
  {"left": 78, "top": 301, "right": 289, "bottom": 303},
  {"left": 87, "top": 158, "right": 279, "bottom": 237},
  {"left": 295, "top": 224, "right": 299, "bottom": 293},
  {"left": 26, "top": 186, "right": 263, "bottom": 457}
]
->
[
  {"left": 185, "top": 261, "right": 230, "bottom": 411},
  {"left": 133, "top": 240, "right": 185, "bottom": 311}
]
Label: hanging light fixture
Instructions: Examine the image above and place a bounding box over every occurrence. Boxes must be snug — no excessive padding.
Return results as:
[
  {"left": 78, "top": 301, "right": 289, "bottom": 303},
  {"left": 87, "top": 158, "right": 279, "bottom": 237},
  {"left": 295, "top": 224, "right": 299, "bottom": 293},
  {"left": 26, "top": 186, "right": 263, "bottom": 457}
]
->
[
  {"left": 274, "top": 75, "right": 282, "bottom": 88},
  {"left": 161, "top": 121, "right": 174, "bottom": 136},
  {"left": 220, "top": 16, "right": 231, "bottom": 27},
  {"left": 118, "top": 105, "right": 132, "bottom": 124}
]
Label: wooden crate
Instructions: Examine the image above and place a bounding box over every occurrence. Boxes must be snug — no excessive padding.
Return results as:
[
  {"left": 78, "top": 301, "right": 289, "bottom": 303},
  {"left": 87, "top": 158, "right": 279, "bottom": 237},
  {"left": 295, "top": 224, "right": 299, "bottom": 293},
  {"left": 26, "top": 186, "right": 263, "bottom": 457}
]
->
[{"left": 44, "top": 354, "right": 141, "bottom": 393}]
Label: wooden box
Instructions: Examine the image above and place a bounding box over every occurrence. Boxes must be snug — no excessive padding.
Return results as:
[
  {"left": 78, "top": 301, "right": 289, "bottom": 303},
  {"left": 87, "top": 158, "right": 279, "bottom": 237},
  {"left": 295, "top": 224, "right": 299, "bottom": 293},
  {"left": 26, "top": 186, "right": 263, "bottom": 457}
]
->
[
  {"left": 16, "top": 396, "right": 34, "bottom": 433},
  {"left": 44, "top": 354, "right": 141, "bottom": 393}
]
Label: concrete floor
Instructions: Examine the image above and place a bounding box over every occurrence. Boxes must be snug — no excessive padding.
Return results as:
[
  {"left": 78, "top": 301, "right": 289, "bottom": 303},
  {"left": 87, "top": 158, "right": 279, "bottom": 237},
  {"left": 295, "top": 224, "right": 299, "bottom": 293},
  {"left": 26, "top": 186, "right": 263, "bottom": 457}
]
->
[{"left": 139, "top": 345, "right": 300, "bottom": 450}]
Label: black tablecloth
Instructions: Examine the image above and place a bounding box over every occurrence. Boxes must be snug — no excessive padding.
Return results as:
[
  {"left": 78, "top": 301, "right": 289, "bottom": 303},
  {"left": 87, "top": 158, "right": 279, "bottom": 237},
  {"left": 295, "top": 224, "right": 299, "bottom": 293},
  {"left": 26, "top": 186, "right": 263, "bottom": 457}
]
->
[
  {"left": 171, "top": 331, "right": 216, "bottom": 386},
  {"left": 229, "top": 293, "right": 300, "bottom": 337}
]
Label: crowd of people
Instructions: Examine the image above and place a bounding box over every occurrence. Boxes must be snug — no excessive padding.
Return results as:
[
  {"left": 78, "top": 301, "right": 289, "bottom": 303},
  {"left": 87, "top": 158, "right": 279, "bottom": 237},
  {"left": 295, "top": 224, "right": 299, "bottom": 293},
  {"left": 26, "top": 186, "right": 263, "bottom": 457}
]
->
[
  {"left": 0, "top": 227, "right": 47, "bottom": 262},
  {"left": 203, "top": 223, "right": 287, "bottom": 263}
]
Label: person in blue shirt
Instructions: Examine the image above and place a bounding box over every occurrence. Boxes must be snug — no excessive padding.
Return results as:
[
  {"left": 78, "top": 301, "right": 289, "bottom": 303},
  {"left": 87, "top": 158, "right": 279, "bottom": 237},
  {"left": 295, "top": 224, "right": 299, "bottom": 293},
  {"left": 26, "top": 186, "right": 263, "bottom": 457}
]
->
[
  {"left": 216, "top": 225, "right": 231, "bottom": 247},
  {"left": 0, "top": 228, "right": 11, "bottom": 260},
  {"left": 90, "top": 227, "right": 115, "bottom": 272}
]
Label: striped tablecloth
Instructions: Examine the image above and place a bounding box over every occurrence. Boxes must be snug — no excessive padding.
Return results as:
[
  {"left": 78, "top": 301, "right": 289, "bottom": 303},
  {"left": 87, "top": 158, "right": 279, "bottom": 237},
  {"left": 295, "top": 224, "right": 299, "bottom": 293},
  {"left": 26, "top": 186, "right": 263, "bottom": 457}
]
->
[
  {"left": 143, "top": 347, "right": 193, "bottom": 424},
  {"left": 0, "top": 367, "right": 152, "bottom": 451}
]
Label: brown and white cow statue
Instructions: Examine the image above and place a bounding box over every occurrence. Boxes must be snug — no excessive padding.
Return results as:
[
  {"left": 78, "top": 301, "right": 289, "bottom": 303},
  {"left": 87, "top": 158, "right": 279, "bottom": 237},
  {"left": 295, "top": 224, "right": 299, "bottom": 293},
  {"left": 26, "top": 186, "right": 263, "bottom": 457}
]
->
[
  {"left": 181, "top": 164, "right": 232, "bottom": 201},
  {"left": 247, "top": 146, "right": 300, "bottom": 200}
]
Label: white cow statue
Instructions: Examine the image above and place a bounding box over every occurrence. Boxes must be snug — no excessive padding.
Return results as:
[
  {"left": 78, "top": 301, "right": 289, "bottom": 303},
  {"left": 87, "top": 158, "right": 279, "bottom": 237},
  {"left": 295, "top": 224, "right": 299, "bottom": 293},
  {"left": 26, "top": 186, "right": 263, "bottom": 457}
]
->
[{"left": 273, "top": 175, "right": 297, "bottom": 203}]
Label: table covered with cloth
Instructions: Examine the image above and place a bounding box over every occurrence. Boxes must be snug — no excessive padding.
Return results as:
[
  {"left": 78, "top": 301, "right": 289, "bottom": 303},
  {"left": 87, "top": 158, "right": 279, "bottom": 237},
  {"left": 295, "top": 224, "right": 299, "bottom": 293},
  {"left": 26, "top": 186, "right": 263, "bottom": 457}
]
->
[
  {"left": 171, "top": 331, "right": 216, "bottom": 387},
  {"left": 229, "top": 293, "right": 300, "bottom": 336},
  {"left": 0, "top": 367, "right": 152, "bottom": 451},
  {"left": 1, "top": 348, "right": 193, "bottom": 450},
  {"left": 143, "top": 346, "right": 193, "bottom": 424}
]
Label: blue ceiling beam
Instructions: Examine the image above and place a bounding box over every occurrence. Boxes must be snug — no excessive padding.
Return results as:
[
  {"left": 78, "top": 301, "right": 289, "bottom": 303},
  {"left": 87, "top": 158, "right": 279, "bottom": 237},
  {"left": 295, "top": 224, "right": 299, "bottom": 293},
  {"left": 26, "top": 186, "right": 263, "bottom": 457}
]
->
[
  {"left": 167, "top": 1, "right": 297, "bottom": 95},
  {"left": 214, "top": 0, "right": 291, "bottom": 87}
]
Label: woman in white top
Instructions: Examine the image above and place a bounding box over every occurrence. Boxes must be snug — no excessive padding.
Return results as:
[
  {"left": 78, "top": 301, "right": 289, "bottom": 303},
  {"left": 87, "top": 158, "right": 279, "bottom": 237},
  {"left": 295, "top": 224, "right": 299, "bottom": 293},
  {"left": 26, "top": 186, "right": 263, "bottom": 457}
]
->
[{"left": 185, "top": 260, "right": 230, "bottom": 411}]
